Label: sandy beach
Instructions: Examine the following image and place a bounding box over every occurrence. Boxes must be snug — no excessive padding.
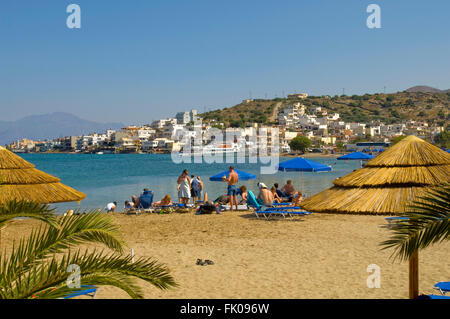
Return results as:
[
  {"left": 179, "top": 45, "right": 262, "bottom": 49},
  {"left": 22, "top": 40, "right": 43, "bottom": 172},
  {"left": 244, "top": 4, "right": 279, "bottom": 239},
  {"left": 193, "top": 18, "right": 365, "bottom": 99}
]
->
[{"left": 2, "top": 211, "right": 449, "bottom": 299}]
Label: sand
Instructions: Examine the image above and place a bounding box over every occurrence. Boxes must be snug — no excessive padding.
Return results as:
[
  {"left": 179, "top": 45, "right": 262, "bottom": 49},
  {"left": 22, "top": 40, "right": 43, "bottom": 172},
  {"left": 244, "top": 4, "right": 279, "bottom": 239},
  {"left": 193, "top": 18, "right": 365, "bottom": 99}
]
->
[{"left": 2, "top": 211, "right": 449, "bottom": 299}]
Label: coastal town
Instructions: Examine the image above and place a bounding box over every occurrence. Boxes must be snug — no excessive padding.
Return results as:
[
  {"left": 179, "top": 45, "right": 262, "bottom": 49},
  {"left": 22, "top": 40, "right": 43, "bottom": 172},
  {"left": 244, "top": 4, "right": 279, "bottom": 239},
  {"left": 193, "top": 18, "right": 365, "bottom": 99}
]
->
[{"left": 7, "top": 92, "right": 448, "bottom": 155}]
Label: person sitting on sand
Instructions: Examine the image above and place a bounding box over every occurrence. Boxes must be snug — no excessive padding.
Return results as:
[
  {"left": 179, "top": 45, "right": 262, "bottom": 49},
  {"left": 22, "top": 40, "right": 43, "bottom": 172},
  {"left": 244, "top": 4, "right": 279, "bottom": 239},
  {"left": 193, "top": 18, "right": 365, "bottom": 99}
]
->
[
  {"left": 124, "top": 201, "right": 134, "bottom": 209},
  {"left": 154, "top": 194, "right": 173, "bottom": 207},
  {"left": 257, "top": 183, "right": 274, "bottom": 206},
  {"left": 131, "top": 195, "right": 138, "bottom": 207},
  {"left": 105, "top": 201, "right": 117, "bottom": 213},
  {"left": 271, "top": 186, "right": 282, "bottom": 203}
]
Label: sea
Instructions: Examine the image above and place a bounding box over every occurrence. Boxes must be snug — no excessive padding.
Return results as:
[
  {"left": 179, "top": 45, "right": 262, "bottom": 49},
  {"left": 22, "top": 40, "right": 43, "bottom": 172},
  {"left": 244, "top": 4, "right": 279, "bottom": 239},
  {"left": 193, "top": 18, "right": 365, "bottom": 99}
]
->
[{"left": 19, "top": 153, "right": 362, "bottom": 213}]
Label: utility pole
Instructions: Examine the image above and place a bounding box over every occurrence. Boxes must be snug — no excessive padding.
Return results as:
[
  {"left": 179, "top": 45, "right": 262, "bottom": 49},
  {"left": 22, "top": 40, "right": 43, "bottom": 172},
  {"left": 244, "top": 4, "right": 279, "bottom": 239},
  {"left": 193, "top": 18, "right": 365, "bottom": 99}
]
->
[{"left": 342, "top": 88, "right": 345, "bottom": 96}]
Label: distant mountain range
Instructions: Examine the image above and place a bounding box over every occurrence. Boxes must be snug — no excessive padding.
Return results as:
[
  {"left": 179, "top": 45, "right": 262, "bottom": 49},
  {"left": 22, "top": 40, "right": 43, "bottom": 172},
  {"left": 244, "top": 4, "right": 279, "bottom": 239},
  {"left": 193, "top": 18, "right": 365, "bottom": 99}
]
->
[
  {"left": 0, "top": 112, "right": 124, "bottom": 146},
  {"left": 405, "top": 85, "right": 450, "bottom": 93}
]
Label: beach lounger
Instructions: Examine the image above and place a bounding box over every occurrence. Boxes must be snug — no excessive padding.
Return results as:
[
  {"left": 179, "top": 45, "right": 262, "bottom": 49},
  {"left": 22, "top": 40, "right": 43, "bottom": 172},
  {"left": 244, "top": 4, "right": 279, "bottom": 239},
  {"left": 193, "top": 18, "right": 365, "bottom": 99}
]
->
[
  {"left": 434, "top": 282, "right": 450, "bottom": 295},
  {"left": 384, "top": 216, "right": 409, "bottom": 228},
  {"left": 63, "top": 285, "right": 97, "bottom": 299},
  {"left": 219, "top": 204, "right": 249, "bottom": 211},
  {"left": 427, "top": 294, "right": 450, "bottom": 299},
  {"left": 246, "top": 190, "right": 310, "bottom": 219}
]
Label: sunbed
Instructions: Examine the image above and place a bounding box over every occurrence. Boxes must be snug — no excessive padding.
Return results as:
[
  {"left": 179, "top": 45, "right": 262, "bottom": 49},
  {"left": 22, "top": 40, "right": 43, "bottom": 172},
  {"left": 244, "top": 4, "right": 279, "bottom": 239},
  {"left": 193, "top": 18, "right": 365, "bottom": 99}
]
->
[
  {"left": 219, "top": 204, "right": 249, "bottom": 211},
  {"left": 63, "top": 285, "right": 97, "bottom": 299},
  {"left": 246, "top": 190, "right": 311, "bottom": 219},
  {"left": 434, "top": 282, "right": 450, "bottom": 295},
  {"left": 427, "top": 294, "right": 450, "bottom": 299},
  {"left": 383, "top": 216, "right": 409, "bottom": 228}
]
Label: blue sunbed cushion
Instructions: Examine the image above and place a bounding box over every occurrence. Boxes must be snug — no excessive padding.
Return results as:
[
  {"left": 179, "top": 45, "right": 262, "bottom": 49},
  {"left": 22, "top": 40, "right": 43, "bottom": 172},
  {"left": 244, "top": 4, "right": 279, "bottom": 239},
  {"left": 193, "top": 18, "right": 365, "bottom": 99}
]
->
[
  {"left": 63, "top": 285, "right": 97, "bottom": 299},
  {"left": 435, "top": 282, "right": 450, "bottom": 292},
  {"left": 427, "top": 294, "right": 450, "bottom": 299}
]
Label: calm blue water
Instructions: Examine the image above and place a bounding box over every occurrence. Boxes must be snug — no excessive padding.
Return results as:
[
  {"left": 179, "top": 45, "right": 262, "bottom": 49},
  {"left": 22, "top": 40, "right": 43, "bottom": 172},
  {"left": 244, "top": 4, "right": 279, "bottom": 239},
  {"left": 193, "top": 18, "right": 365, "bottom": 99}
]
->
[{"left": 19, "top": 153, "right": 361, "bottom": 213}]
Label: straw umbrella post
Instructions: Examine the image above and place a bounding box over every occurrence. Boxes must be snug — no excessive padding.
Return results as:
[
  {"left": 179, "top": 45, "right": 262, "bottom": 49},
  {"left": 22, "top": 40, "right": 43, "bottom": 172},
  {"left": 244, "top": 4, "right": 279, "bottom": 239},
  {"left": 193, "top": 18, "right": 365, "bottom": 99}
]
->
[
  {"left": 301, "top": 135, "right": 450, "bottom": 298},
  {"left": 0, "top": 146, "right": 86, "bottom": 246}
]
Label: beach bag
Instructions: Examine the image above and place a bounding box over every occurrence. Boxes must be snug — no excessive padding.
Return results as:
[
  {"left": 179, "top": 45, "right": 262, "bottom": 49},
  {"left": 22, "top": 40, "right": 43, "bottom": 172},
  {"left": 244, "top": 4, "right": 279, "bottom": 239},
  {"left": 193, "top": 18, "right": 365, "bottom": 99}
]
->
[{"left": 198, "top": 202, "right": 217, "bottom": 214}]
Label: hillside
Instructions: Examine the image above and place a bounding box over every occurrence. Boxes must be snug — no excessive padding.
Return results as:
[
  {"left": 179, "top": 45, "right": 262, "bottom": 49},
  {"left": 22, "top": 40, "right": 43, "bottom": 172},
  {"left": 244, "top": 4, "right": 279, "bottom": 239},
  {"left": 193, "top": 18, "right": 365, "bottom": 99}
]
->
[
  {"left": 200, "top": 90, "right": 450, "bottom": 128},
  {"left": 405, "top": 85, "right": 450, "bottom": 93},
  {"left": 0, "top": 112, "right": 124, "bottom": 146}
]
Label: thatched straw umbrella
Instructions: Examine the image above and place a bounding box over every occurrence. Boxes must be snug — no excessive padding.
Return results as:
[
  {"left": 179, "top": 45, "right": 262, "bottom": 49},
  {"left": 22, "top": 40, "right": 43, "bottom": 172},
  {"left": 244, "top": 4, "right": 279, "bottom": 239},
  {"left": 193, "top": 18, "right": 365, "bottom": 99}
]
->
[
  {"left": 302, "top": 135, "right": 450, "bottom": 215},
  {"left": 0, "top": 146, "right": 86, "bottom": 204},
  {"left": 301, "top": 135, "right": 450, "bottom": 298}
]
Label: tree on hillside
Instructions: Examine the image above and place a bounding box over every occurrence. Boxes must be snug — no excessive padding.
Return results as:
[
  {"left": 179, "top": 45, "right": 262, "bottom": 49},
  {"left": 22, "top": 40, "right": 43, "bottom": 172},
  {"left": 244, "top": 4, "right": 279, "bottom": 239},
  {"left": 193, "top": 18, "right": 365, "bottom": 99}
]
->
[
  {"left": 434, "top": 131, "right": 450, "bottom": 149},
  {"left": 289, "top": 135, "right": 312, "bottom": 153}
]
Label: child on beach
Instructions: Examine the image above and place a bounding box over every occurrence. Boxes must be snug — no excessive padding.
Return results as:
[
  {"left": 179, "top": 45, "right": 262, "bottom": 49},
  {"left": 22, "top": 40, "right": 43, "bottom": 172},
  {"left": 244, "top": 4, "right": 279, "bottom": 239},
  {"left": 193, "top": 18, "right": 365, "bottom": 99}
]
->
[
  {"left": 105, "top": 201, "right": 117, "bottom": 213},
  {"left": 271, "top": 186, "right": 282, "bottom": 203}
]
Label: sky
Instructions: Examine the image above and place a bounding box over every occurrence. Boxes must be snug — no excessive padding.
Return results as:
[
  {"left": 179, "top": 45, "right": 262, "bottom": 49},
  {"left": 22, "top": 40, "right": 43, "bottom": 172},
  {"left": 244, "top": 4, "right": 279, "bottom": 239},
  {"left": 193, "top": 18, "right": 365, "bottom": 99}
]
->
[{"left": 0, "top": 0, "right": 449, "bottom": 124}]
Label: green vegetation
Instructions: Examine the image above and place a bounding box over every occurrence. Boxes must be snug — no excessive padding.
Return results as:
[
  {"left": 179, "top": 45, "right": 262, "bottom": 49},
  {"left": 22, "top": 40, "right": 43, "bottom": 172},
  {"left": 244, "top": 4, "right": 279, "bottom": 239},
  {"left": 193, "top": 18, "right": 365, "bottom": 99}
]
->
[
  {"left": 199, "top": 91, "right": 450, "bottom": 127},
  {"left": 289, "top": 135, "right": 312, "bottom": 153},
  {"left": 0, "top": 200, "right": 177, "bottom": 299},
  {"left": 434, "top": 130, "right": 450, "bottom": 149},
  {"left": 381, "top": 185, "right": 450, "bottom": 261}
]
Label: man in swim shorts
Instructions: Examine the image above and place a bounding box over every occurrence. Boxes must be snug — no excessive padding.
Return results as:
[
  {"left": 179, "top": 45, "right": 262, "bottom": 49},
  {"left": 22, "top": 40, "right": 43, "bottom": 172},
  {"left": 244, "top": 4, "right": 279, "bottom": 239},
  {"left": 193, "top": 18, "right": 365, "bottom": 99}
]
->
[{"left": 222, "top": 166, "right": 239, "bottom": 211}]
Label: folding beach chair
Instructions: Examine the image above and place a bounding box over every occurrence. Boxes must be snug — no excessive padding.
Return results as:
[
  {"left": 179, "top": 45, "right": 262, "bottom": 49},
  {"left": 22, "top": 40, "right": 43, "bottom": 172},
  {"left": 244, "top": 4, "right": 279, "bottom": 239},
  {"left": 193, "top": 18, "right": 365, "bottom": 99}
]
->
[
  {"left": 63, "top": 285, "right": 97, "bottom": 299},
  {"left": 137, "top": 190, "right": 154, "bottom": 214},
  {"left": 434, "top": 282, "right": 450, "bottom": 295}
]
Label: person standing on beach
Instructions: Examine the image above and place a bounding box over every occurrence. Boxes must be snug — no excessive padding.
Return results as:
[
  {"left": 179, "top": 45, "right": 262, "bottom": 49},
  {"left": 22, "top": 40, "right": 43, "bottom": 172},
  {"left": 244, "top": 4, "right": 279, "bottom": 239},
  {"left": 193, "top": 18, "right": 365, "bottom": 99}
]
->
[
  {"left": 222, "top": 166, "right": 239, "bottom": 211},
  {"left": 177, "top": 169, "right": 191, "bottom": 205},
  {"left": 191, "top": 176, "right": 203, "bottom": 204}
]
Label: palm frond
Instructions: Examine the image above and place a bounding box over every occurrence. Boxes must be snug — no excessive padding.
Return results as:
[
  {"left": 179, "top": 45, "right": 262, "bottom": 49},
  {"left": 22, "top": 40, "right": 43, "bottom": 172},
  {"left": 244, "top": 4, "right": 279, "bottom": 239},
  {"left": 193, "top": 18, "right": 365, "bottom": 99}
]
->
[
  {"left": 0, "top": 200, "right": 58, "bottom": 229},
  {"left": 381, "top": 185, "right": 450, "bottom": 261},
  {"left": 0, "top": 211, "right": 126, "bottom": 284},
  {"left": 2, "top": 249, "right": 177, "bottom": 299}
]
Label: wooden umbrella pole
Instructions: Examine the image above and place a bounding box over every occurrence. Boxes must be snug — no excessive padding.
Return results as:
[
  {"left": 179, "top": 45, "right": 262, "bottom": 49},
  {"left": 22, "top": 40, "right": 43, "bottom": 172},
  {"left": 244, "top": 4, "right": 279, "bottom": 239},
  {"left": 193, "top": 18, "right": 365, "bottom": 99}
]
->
[{"left": 409, "top": 252, "right": 419, "bottom": 299}]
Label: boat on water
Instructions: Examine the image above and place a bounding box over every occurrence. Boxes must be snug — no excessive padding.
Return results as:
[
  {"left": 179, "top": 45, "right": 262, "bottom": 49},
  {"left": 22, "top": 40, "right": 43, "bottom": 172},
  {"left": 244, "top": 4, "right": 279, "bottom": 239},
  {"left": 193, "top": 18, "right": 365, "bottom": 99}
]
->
[{"left": 178, "top": 143, "right": 242, "bottom": 156}]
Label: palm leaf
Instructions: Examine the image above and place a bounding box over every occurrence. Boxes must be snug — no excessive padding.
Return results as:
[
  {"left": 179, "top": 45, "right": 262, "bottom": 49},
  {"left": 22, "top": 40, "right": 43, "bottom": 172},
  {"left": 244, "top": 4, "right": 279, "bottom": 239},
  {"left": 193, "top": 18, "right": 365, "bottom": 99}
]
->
[
  {"left": 2, "top": 249, "right": 177, "bottom": 299},
  {"left": 381, "top": 185, "right": 450, "bottom": 261},
  {"left": 0, "top": 200, "right": 58, "bottom": 229},
  {"left": 0, "top": 211, "right": 126, "bottom": 286}
]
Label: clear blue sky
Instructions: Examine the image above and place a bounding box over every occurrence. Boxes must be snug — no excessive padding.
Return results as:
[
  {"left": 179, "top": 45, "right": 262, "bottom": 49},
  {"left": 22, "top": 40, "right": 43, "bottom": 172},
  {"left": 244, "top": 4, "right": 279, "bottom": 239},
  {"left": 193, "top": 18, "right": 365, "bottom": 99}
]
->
[{"left": 1, "top": 0, "right": 449, "bottom": 124}]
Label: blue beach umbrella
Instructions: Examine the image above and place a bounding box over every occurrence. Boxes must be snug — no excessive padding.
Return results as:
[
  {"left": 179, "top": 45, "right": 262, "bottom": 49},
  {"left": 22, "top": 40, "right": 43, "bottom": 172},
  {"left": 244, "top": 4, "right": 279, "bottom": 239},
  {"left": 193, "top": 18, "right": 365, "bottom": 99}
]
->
[
  {"left": 277, "top": 157, "right": 331, "bottom": 172},
  {"left": 337, "top": 152, "right": 374, "bottom": 160},
  {"left": 209, "top": 169, "right": 256, "bottom": 181}
]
